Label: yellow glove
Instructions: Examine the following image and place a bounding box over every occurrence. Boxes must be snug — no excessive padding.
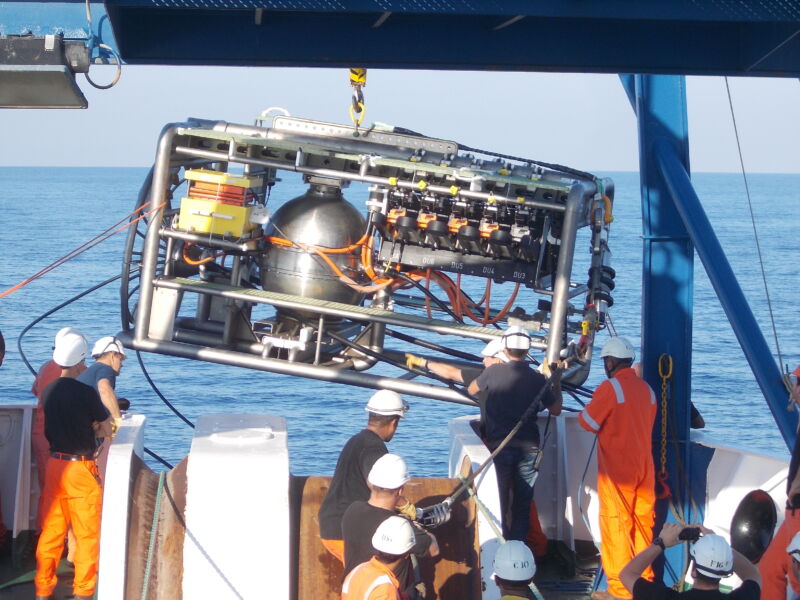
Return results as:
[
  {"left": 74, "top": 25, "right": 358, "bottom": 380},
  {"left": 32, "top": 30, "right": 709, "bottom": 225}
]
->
[
  {"left": 396, "top": 497, "right": 418, "bottom": 520},
  {"left": 405, "top": 353, "right": 428, "bottom": 370}
]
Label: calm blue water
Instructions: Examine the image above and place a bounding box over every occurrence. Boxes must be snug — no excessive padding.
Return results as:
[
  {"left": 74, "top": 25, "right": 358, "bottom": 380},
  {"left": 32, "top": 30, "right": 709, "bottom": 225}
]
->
[{"left": 0, "top": 168, "right": 797, "bottom": 476}]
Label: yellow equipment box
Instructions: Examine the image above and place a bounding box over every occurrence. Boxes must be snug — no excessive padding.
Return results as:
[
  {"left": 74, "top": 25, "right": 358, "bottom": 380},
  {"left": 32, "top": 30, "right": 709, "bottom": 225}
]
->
[
  {"left": 178, "top": 197, "right": 256, "bottom": 238},
  {"left": 184, "top": 169, "right": 263, "bottom": 189}
]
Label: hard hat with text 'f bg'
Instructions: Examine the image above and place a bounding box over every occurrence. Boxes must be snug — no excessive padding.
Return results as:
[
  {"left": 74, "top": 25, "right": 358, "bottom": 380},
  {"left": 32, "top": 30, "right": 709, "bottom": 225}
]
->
[{"left": 690, "top": 534, "right": 734, "bottom": 579}]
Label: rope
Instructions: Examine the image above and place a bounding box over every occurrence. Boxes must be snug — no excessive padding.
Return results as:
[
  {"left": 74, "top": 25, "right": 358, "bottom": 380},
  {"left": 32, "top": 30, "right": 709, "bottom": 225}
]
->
[
  {"left": 140, "top": 471, "right": 166, "bottom": 600},
  {"left": 0, "top": 201, "right": 162, "bottom": 299},
  {"left": 457, "top": 476, "right": 545, "bottom": 600},
  {"left": 723, "top": 77, "right": 787, "bottom": 389}
]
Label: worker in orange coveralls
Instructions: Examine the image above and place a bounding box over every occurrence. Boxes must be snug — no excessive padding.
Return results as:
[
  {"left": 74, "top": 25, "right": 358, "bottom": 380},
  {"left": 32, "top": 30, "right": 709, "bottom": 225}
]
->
[
  {"left": 34, "top": 332, "right": 112, "bottom": 600},
  {"left": 578, "top": 337, "right": 657, "bottom": 600},
  {"left": 758, "top": 364, "right": 800, "bottom": 600}
]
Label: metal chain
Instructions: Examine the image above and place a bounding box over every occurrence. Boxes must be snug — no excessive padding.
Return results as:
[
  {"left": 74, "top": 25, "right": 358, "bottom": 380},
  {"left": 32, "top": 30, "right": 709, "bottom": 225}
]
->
[{"left": 658, "top": 354, "right": 672, "bottom": 481}]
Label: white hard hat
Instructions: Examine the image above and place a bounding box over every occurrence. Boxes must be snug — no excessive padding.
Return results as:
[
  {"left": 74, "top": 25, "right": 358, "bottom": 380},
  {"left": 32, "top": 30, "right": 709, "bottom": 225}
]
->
[
  {"left": 54, "top": 327, "right": 82, "bottom": 347},
  {"left": 481, "top": 338, "right": 510, "bottom": 362},
  {"left": 372, "top": 515, "right": 415, "bottom": 555},
  {"left": 493, "top": 540, "right": 536, "bottom": 581},
  {"left": 368, "top": 454, "right": 411, "bottom": 489},
  {"left": 91, "top": 336, "right": 127, "bottom": 358},
  {"left": 787, "top": 532, "right": 800, "bottom": 560},
  {"left": 502, "top": 326, "right": 531, "bottom": 351},
  {"left": 365, "top": 390, "right": 409, "bottom": 417},
  {"left": 599, "top": 337, "right": 635, "bottom": 360},
  {"left": 690, "top": 533, "right": 734, "bottom": 578},
  {"left": 53, "top": 332, "right": 88, "bottom": 368}
]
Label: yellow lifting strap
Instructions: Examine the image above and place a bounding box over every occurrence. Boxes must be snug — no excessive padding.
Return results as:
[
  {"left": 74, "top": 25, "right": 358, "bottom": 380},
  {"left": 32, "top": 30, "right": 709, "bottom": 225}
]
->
[{"left": 348, "top": 68, "right": 367, "bottom": 135}]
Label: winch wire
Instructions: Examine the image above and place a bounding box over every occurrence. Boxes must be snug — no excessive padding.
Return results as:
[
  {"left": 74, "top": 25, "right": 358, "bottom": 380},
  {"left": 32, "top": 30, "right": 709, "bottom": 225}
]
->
[
  {"left": 724, "top": 77, "right": 788, "bottom": 389},
  {"left": 17, "top": 273, "right": 128, "bottom": 375},
  {"left": 136, "top": 351, "right": 195, "bottom": 429},
  {"left": 14, "top": 270, "right": 177, "bottom": 470}
]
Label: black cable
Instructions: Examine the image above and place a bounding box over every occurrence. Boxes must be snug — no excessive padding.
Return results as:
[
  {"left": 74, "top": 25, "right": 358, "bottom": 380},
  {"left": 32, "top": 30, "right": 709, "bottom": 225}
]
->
[
  {"left": 389, "top": 270, "right": 464, "bottom": 323},
  {"left": 136, "top": 351, "right": 195, "bottom": 429},
  {"left": 144, "top": 447, "right": 174, "bottom": 469},
  {"left": 296, "top": 317, "right": 474, "bottom": 400},
  {"left": 17, "top": 273, "right": 126, "bottom": 376},
  {"left": 384, "top": 328, "right": 482, "bottom": 362}
]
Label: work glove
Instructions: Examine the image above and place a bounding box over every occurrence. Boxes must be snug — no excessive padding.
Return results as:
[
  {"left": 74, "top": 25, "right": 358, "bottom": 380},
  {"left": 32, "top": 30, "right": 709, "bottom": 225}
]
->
[
  {"left": 416, "top": 500, "right": 452, "bottom": 529},
  {"left": 396, "top": 498, "right": 418, "bottom": 520},
  {"left": 405, "top": 353, "right": 428, "bottom": 370}
]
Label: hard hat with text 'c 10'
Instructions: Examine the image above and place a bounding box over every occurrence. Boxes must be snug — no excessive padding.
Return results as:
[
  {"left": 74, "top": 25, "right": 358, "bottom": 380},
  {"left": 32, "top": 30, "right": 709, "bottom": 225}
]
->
[
  {"left": 502, "top": 326, "right": 532, "bottom": 351},
  {"left": 53, "top": 332, "right": 88, "bottom": 368},
  {"left": 368, "top": 454, "right": 411, "bottom": 489},
  {"left": 372, "top": 515, "right": 415, "bottom": 555},
  {"left": 493, "top": 540, "right": 536, "bottom": 581},
  {"left": 690, "top": 534, "right": 734, "bottom": 579},
  {"left": 365, "top": 390, "right": 409, "bottom": 417},
  {"left": 599, "top": 337, "right": 636, "bottom": 360}
]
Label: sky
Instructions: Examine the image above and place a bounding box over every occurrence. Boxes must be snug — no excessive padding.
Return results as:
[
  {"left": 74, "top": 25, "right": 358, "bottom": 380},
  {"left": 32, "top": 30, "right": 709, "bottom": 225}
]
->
[{"left": 2, "top": 67, "right": 799, "bottom": 172}]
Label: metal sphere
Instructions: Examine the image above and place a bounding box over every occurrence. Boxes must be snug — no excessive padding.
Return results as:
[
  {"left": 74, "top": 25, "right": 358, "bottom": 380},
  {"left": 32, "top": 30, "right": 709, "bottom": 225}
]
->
[{"left": 260, "top": 184, "right": 367, "bottom": 306}]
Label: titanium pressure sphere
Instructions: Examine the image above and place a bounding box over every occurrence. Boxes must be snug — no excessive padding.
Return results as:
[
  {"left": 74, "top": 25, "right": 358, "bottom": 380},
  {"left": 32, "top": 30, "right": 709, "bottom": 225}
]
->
[{"left": 260, "top": 184, "right": 367, "bottom": 306}]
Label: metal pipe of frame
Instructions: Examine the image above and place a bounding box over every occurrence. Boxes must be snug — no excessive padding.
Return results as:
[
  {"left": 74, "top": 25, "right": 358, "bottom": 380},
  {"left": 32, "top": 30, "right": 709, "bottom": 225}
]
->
[
  {"left": 172, "top": 145, "right": 567, "bottom": 213},
  {"left": 159, "top": 228, "right": 254, "bottom": 252},
  {"left": 117, "top": 333, "right": 477, "bottom": 406},
  {"left": 154, "top": 279, "right": 500, "bottom": 342},
  {"left": 135, "top": 124, "right": 180, "bottom": 343},
  {"left": 545, "top": 182, "right": 590, "bottom": 366},
  {"left": 655, "top": 138, "right": 796, "bottom": 448}
]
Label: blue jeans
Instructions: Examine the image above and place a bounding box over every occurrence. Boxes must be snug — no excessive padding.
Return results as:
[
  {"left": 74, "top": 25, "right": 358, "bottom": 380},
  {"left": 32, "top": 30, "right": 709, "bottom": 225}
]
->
[{"left": 493, "top": 446, "right": 539, "bottom": 541}]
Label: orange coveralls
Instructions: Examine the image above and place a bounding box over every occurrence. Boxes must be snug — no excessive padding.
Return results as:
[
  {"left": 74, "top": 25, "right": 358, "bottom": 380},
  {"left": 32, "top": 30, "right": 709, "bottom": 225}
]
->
[
  {"left": 578, "top": 367, "right": 657, "bottom": 598},
  {"left": 31, "top": 360, "right": 64, "bottom": 527},
  {"left": 758, "top": 509, "right": 800, "bottom": 599},
  {"left": 341, "top": 556, "right": 401, "bottom": 600},
  {"left": 34, "top": 457, "right": 103, "bottom": 598}
]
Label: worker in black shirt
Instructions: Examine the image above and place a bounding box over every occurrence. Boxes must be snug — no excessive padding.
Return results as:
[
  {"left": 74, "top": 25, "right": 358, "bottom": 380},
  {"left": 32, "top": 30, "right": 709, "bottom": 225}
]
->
[
  {"left": 34, "top": 332, "right": 112, "bottom": 600},
  {"left": 620, "top": 522, "right": 760, "bottom": 599},
  {"left": 467, "top": 326, "right": 562, "bottom": 541},
  {"left": 318, "top": 389, "right": 409, "bottom": 564},
  {"left": 342, "top": 453, "right": 439, "bottom": 598}
]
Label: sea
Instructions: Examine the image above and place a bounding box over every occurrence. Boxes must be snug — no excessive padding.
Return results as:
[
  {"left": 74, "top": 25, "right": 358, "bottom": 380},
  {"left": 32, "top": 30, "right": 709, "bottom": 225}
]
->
[{"left": 0, "top": 168, "right": 797, "bottom": 478}]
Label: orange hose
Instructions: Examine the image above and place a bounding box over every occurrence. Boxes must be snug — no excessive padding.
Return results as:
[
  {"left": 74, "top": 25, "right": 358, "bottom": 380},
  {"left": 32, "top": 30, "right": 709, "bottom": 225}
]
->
[
  {"left": 182, "top": 243, "right": 224, "bottom": 266},
  {"left": 424, "top": 269, "right": 433, "bottom": 319}
]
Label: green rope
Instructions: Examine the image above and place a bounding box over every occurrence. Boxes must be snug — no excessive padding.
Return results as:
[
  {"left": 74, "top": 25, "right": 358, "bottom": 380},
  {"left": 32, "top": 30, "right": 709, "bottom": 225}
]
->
[
  {"left": 458, "top": 476, "right": 545, "bottom": 600},
  {"left": 141, "top": 471, "right": 166, "bottom": 600}
]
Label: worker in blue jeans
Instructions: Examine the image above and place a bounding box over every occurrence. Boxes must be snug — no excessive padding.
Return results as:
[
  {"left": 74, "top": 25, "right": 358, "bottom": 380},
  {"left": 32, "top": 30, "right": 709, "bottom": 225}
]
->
[{"left": 468, "top": 326, "right": 562, "bottom": 540}]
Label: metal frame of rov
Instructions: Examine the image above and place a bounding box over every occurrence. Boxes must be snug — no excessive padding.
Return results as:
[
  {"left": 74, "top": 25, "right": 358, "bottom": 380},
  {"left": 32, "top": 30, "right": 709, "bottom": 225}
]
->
[{"left": 118, "top": 115, "right": 614, "bottom": 404}]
